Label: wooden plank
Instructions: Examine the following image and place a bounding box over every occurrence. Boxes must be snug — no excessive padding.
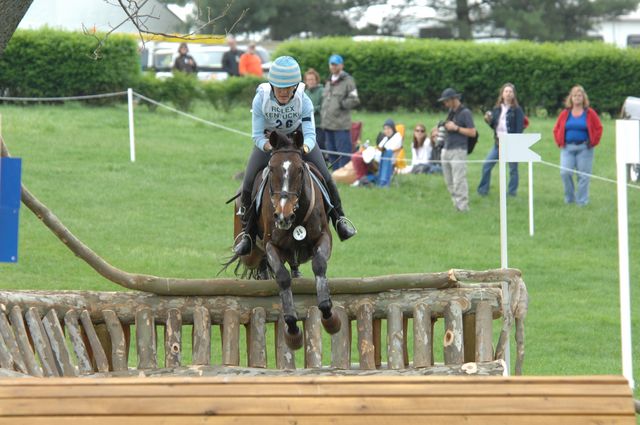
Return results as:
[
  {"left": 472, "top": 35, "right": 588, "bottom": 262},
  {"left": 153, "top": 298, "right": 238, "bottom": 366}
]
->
[
  {"left": 330, "top": 306, "right": 350, "bottom": 369},
  {"left": 8, "top": 306, "right": 42, "bottom": 377},
  {"left": 192, "top": 306, "right": 211, "bottom": 366},
  {"left": 164, "top": 308, "right": 182, "bottom": 368},
  {"left": 93, "top": 324, "right": 112, "bottom": 371},
  {"left": 24, "top": 307, "right": 59, "bottom": 376},
  {"left": 413, "top": 303, "right": 432, "bottom": 368},
  {"left": 0, "top": 416, "right": 634, "bottom": 425},
  {"left": 41, "top": 309, "right": 77, "bottom": 377},
  {"left": 222, "top": 309, "right": 240, "bottom": 366},
  {"left": 248, "top": 307, "right": 266, "bottom": 368},
  {"left": 0, "top": 309, "right": 27, "bottom": 374},
  {"left": 0, "top": 395, "right": 634, "bottom": 416},
  {"left": 386, "top": 304, "right": 403, "bottom": 370},
  {"left": 356, "top": 302, "right": 375, "bottom": 370},
  {"left": 475, "top": 301, "right": 493, "bottom": 362},
  {"left": 79, "top": 310, "right": 109, "bottom": 373},
  {"left": 303, "top": 306, "right": 321, "bottom": 368},
  {"left": 102, "top": 310, "right": 128, "bottom": 372},
  {"left": 0, "top": 375, "right": 631, "bottom": 397},
  {"left": 63, "top": 310, "right": 93, "bottom": 375},
  {"left": 443, "top": 300, "right": 464, "bottom": 365},
  {"left": 275, "top": 315, "right": 295, "bottom": 370},
  {"left": 463, "top": 313, "right": 476, "bottom": 362},
  {"left": 135, "top": 307, "right": 156, "bottom": 370}
]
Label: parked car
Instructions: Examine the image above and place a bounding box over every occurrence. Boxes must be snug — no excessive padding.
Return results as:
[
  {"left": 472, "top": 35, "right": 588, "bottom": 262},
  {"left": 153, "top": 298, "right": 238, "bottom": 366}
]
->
[{"left": 140, "top": 41, "right": 271, "bottom": 81}]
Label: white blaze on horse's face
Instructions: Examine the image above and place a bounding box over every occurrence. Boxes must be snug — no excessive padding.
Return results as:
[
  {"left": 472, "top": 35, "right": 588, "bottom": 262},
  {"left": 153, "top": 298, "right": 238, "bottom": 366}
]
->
[{"left": 272, "top": 158, "right": 299, "bottom": 230}]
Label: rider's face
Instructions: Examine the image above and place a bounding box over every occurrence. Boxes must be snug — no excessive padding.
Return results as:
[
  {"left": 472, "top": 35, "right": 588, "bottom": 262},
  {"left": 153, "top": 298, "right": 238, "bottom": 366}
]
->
[{"left": 273, "top": 85, "right": 296, "bottom": 104}]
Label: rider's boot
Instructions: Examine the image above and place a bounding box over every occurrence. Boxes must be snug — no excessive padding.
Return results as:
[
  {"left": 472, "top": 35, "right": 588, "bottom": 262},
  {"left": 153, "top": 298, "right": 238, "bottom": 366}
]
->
[
  {"left": 326, "top": 180, "right": 357, "bottom": 241},
  {"left": 233, "top": 191, "right": 256, "bottom": 256}
]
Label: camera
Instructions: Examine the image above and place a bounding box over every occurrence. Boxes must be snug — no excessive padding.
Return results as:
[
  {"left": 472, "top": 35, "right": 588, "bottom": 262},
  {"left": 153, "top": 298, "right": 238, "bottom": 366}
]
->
[{"left": 436, "top": 120, "right": 447, "bottom": 145}]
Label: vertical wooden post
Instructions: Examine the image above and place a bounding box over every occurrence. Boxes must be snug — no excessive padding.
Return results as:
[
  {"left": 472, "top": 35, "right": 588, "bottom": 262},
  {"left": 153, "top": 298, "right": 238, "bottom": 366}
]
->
[
  {"left": 0, "top": 309, "right": 27, "bottom": 374},
  {"left": 79, "top": 310, "right": 109, "bottom": 373},
  {"left": 135, "top": 308, "right": 157, "bottom": 370},
  {"left": 165, "top": 309, "right": 182, "bottom": 368},
  {"left": 25, "top": 307, "right": 59, "bottom": 376},
  {"left": 330, "top": 306, "right": 350, "bottom": 369},
  {"left": 373, "top": 319, "right": 382, "bottom": 369},
  {"left": 0, "top": 330, "right": 14, "bottom": 370},
  {"left": 463, "top": 313, "right": 476, "bottom": 362},
  {"left": 303, "top": 306, "right": 322, "bottom": 368},
  {"left": 192, "top": 306, "right": 211, "bottom": 366},
  {"left": 275, "top": 315, "right": 295, "bottom": 370},
  {"left": 475, "top": 301, "right": 494, "bottom": 362},
  {"left": 42, "top": 310, "right": 77, "bottom": 376},
  {"left": 222, "top": 309, "right": 240, "bottom": 366},
  {"left": 103, "top": 310, "right": 128, "bottom": 372},
  {"left": 387, "top": 304, "right": 404, "bottom": 370},
  {"left": 443, "top": 300, "right": 464, "bottom": 365},
  {"left": 356, "top": 302, "right": 375, "bottom": 370},
  {"left": 9, "top": 306, "right": 42, "bottom": 377},
  {"left": 64, "top": 310, "right": 93, "bottom": 374},
  {"left": 248, "top": 307, "right": 266, "bottom": 368},
  {"left": 413, "top": 303, "right": 432, "bottom": 368},
  {"left": 515, "top": 316, "right": 525, "bottom": 375},
  {"left": 402, "top": 316, "right": 409, "bottom": 367}
]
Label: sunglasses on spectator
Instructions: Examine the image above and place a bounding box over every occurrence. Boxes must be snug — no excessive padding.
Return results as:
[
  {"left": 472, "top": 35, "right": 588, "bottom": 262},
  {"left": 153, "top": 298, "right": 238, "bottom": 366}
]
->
[{"left": 415, "top": 129, "right": 425, "bottom": 132}]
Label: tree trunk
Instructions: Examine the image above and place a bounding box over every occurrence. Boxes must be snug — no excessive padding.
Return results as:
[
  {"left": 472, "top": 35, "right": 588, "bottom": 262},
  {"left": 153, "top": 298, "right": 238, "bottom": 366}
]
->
[
  {"left": 455, "top": 0, "right": 472, "bottom": 39},
  {"left": 0, "top": 0, "right": 34, "bottom": 57}
]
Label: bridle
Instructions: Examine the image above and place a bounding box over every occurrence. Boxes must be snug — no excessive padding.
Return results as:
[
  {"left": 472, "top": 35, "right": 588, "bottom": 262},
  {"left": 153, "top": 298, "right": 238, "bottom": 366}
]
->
[{"left": 267, "top": 148, "right": 315, "bottom": 224}]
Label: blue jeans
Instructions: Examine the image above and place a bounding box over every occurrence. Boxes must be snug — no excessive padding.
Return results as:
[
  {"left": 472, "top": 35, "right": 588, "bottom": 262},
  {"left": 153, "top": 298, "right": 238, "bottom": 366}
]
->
[
  {"left": 560, "top": 143, "right": 594, "bottom": 205},
  {"left": 324, "top": 129, "right": 352, "bottom": 170},
  {"left": 477, "top": 144, "right": 519, "bottom": 196},
  {"left": 376, "top": 149, "right": 395, "bottom": 187}
]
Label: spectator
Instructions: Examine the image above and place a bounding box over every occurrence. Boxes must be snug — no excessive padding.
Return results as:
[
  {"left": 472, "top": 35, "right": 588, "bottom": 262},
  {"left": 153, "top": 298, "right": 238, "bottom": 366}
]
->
[
  {"left": 477, "top": 83, "right": 525, "bottom": 197},
  {"left": 172, "top": 43, "right": 197, "bottom": 74},
  {"left": 238, "top": 42, "right": 263, "bottom": 77},
  {"left": 352, "top": 119, "right": 403, "bottom": 187},
  {"left": 400, "top": 124, "right": 433, "bottom": 174},
  {"left": 232, "top": 56, "right": 356, "bottom": 256},
  {"left": 221, "top": 36, "right": 243, "bottom": 77},
  {"left": 304, "top": 68, "right": 325, "bottom": 152},
  {"left": 435, "top": 88, "right": 476, "bottom": 212},
  {"left": 553, "top": 85, "right": 603, "bottom": 206},
  {"left": 321, "top": 54, "right": 360, "bottom": 170}
]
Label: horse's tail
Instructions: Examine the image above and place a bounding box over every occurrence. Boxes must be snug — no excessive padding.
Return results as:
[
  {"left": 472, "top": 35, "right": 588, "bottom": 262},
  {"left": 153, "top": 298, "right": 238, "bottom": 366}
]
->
[{"left": 218, "top": 253, "right": 243, "bottom": 277}]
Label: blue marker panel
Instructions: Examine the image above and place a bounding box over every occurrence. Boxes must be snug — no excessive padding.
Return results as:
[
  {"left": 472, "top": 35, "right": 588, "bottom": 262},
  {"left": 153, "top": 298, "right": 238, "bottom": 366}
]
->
[{"left": 0, "top": 157, "right": 22, "bottom": 263}]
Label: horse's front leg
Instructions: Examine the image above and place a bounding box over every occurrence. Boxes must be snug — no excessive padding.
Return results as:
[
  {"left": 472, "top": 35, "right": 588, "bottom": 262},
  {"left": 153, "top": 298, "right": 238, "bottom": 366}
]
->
[
  {"left": 265, "top": 242, "right": 303, "bottom": 350},
  {"left": 312, "top": 232, "right": 341, "bottom": 334}
]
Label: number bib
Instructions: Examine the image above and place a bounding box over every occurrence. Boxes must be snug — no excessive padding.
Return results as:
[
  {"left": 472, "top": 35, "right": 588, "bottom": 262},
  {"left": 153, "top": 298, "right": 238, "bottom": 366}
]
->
[{"left": 259, "top": 82, "right": 305, "bottom": 132}]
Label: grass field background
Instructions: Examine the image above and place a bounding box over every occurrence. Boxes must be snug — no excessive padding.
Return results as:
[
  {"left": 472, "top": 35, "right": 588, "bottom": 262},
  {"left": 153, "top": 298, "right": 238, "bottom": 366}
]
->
[{"left": 0, "top": 100, "right": 639, "bottom": 396}]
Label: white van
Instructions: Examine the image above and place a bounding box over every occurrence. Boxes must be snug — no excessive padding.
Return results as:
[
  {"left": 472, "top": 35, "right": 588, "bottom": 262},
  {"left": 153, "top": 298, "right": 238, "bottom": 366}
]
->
[{"left": 141, "top": 41, "right": 270, "bottom": 81}]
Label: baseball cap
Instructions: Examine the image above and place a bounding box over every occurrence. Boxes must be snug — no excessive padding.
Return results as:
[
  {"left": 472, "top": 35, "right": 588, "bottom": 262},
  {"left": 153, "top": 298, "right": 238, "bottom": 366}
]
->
[{"left": 329, "top": 54, "right": 344, "bottom": 65}]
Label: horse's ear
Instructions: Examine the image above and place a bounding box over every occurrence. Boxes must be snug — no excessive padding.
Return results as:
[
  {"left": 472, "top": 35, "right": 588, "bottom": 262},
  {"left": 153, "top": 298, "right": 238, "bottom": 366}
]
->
[
  {"left": 292, "top": 130, "right": 304, "bottom": 150},
  {"left": 269, "top": 130, "right": 282, "bottom": 150}
]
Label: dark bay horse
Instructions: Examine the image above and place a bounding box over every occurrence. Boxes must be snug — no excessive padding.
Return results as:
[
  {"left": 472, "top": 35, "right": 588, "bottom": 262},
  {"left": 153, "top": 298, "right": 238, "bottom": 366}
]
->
[{"left": 226, "top": 130, "right": 341, "bottom": 349}]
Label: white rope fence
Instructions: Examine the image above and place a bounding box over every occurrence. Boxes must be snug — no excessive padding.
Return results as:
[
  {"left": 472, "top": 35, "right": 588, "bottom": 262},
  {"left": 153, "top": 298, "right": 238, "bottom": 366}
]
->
[{"left": 1, "top": 89, "right": 639, "bottom": 189}]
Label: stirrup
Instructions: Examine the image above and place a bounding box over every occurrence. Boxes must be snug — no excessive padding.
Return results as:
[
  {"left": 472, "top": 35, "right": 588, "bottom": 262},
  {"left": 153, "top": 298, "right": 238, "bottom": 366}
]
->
[
  {"left": 233, "top": 232, "right": 253, "bottom": 255},
  {"left": 335, "top": 216, "right": 357, "bottom": 240}
]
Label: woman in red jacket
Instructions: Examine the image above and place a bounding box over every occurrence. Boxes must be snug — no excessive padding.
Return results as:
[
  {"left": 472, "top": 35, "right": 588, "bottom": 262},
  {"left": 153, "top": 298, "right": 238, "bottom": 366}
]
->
[{"left": 552, "top": 85, "right": 603, "bottom": 206}]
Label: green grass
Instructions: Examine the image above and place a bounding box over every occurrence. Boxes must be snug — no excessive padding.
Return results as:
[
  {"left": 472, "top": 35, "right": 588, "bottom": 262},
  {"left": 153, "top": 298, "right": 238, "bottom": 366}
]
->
[{"left": 0, "top": 101, "right": 639, "bottom": 395}]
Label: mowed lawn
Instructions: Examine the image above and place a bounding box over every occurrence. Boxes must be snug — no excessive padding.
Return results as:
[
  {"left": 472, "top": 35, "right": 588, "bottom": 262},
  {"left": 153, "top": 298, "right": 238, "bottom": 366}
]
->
[{"left": 0, "top": 101, "right": 639, "bottom": 394}]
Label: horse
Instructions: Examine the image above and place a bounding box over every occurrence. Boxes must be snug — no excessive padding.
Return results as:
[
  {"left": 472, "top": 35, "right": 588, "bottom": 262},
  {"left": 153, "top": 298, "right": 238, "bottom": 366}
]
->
[{"left": 225, "top": 130, "right": 341, "bottom": 350}]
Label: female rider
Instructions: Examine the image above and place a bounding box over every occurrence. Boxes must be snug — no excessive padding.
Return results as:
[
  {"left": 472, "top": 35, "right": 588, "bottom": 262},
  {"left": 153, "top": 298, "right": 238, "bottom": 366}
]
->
[{"left": 233, "top": 56, "right": 356, "bottom": 256}]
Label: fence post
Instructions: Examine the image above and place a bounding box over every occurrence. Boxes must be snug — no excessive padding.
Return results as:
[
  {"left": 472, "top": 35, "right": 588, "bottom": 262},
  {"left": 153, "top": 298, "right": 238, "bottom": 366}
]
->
[{"left": 127, "top": 88, "right": 135, "bottom": 163}]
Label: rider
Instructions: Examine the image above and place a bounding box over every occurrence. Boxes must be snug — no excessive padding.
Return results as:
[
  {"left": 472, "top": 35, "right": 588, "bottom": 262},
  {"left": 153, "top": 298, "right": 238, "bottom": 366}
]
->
[{"left": 233, "top": 56, "right": 357, "bottom": 256}]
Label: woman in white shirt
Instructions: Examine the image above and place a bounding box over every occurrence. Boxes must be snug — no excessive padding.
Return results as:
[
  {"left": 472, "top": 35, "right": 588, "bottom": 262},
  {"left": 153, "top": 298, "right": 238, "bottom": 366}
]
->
[{"left": 400, "top": 124, "right": 433, "bottom": 174}]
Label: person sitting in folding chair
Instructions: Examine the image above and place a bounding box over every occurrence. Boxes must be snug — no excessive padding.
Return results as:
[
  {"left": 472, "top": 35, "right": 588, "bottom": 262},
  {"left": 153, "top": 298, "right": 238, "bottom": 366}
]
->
[{"left": 351, "top": 119, "right": 404, "bottom": 187}]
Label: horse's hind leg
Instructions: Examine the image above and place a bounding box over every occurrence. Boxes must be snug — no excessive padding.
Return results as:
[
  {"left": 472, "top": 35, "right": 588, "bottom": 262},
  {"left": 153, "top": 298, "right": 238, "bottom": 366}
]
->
[
  {"left": 312, "top": 234, "right": 341, "bottom": 334},
  {"left": 266, "top": 243, "right": 303, "bottom": 350},
  {"left": 291, "top": 264, "right": 301, "bottom": 278}
]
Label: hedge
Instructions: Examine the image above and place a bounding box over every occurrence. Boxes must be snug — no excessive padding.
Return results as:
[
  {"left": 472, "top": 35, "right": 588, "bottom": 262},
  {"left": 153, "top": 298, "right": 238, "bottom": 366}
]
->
[
  {"left": 0, "top": 29, "right": 140, "bottom": 99},
  {"left": 274, "top": 38, "right": 640, "bottom": 115}
]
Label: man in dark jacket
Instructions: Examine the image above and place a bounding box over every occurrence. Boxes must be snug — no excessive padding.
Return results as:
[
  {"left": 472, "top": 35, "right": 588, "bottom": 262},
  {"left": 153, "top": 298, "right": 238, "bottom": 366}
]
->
[
  {"left": 221, "top": 36, "right": 243, "bottom": 77},
  {"left": 321, "top": 54, "right": 360, "bottom": 170}
]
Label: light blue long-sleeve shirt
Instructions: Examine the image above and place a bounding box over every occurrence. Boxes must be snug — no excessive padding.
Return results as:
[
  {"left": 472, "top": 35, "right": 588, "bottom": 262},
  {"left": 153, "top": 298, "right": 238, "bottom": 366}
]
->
[{"left": 251, "top": 83, "right": 316, "bottom": 151}]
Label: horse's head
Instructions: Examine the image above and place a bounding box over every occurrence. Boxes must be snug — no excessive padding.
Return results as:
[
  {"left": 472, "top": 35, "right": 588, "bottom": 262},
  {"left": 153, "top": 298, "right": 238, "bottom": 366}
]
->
[{"left": 268, "top": 130, "right": 305, "bottom": 230}]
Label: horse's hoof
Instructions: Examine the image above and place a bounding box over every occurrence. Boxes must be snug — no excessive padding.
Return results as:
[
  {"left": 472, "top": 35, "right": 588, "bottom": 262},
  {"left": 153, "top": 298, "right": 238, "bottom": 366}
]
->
[
  {"left": 284, "top": 326, "right": 303, "bottom": 350},
  {"left": 321, "top": 312, "right": 341, "bottom": 335}
]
